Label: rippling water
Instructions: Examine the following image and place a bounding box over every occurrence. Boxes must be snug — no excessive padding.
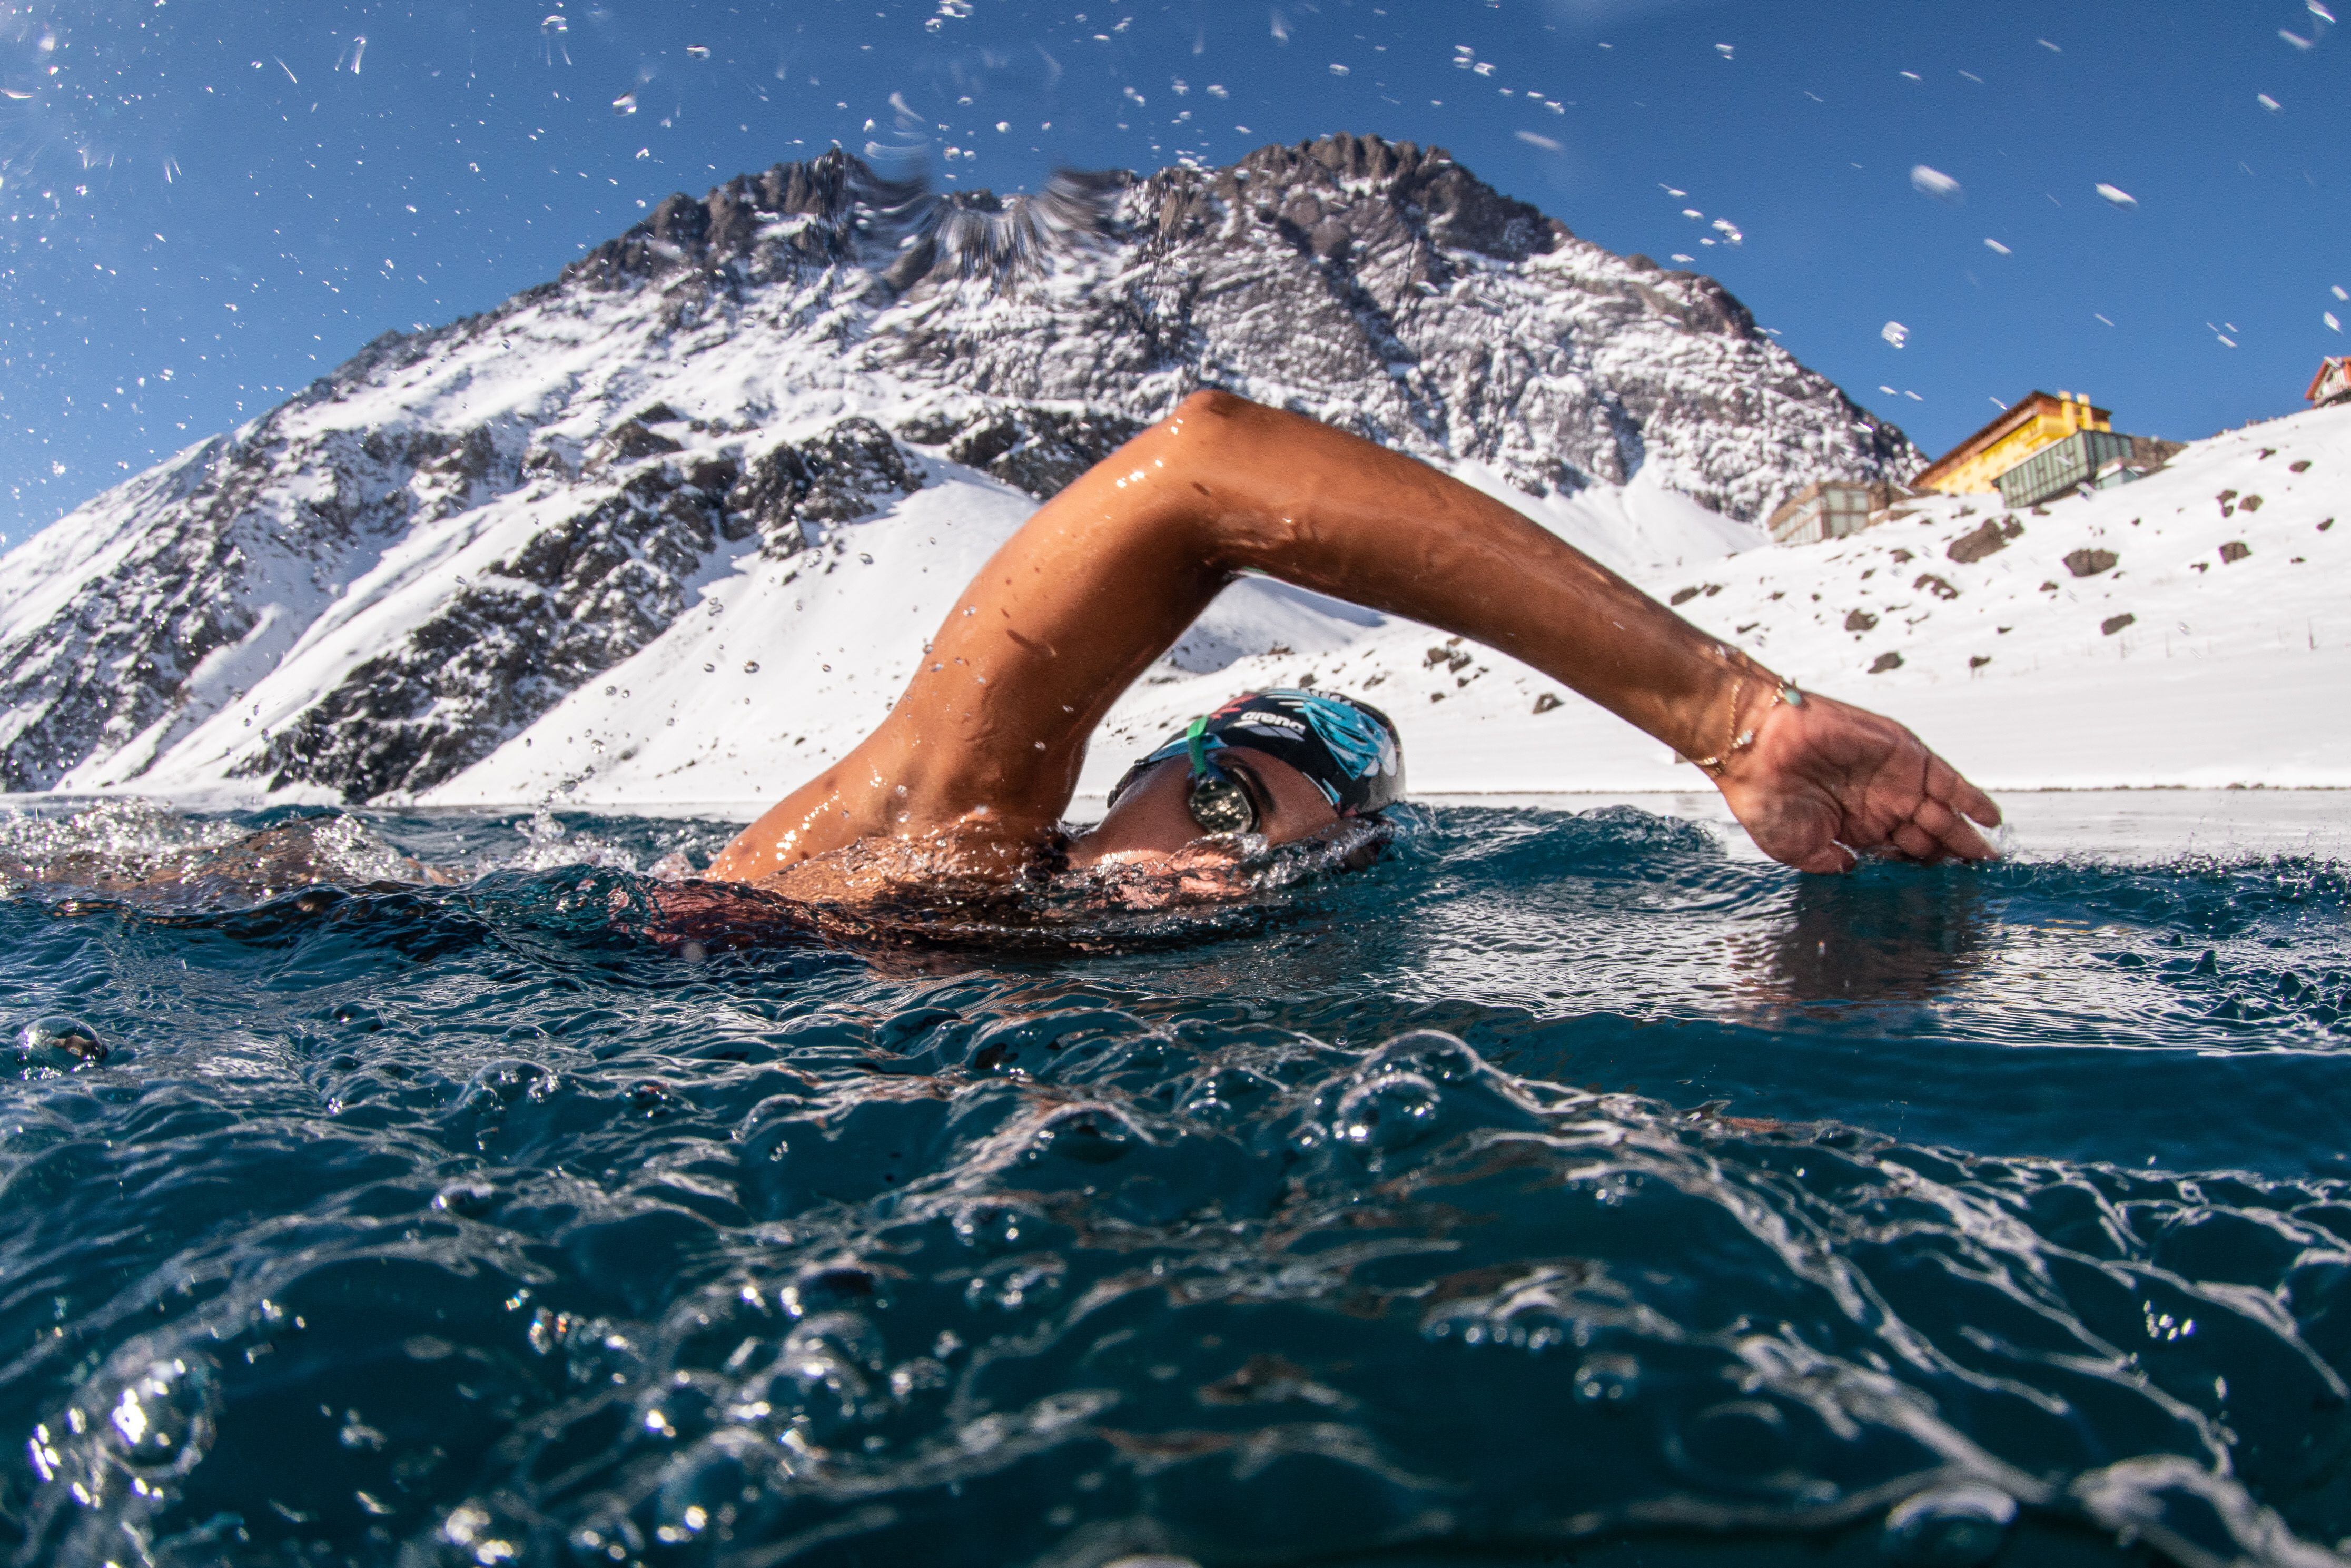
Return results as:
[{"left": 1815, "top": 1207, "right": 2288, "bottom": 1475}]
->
[{"left": 5, "top": 801, "right": 2350, "bottom": 1567}]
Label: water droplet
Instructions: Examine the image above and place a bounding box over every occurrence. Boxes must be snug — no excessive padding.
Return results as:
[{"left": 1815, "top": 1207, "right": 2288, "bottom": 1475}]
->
[
  {"left": 686, "top": 43, "right": 711, "bottom": 59},
  {"left": 1910, "top": 165, "right": 1964, "bottom": 204},
  {"left": 1882, "top": 321, "right": 1910, "bottom": 349},
  {"left": 541, "top": 13, "right": 568, "bottom": 31},
  {"left": 742, "top": 659, "right": 760, "bottom": 674},
  {"left": 613, "top": 92, "right": 638, "bottom": 115},
  {"left": 2095, "top": 182, "right": 2138, "bottom": 209},
  {"left": 1983, "top": 238, "right": 2012, "bottom": 255},
  {"left": 433, "top": 1178, "right": 497, "bottom": 1215}
]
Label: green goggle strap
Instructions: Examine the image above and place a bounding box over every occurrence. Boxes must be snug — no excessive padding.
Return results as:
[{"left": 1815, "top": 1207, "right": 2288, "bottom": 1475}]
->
[{"left": 1184, "top": 715, "right": 1212, "bottom": 779}]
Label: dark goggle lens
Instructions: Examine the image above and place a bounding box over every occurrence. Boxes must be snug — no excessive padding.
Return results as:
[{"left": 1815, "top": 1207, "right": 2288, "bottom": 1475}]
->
[{"left": 1187, "top": 771, "right": 1258, "bottom": 834}]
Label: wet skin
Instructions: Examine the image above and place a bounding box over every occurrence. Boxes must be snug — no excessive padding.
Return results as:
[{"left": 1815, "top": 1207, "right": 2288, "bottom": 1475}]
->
[{"left": 710, "top": 391, "right": 2000, "bottom": 894}]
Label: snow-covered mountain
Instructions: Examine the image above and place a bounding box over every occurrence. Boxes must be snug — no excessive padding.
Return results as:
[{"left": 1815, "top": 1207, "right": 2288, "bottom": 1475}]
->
[
  {"left": 428, "top": 401, "right": 2351, "bottom": 808},
  {"left": 0, "top": 133, "right": 1920, "bottom": 807}
]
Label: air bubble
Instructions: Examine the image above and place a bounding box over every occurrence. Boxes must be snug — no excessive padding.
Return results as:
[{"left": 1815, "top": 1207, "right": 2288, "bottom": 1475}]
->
[
  {"left": 1572, "top": 1354, "right": 1639, "bottom": 1403},
  {"left": 1335, "top": 1070, "right": 1441, "bottom": 1155},
  {"left": 1881, "top": 1482, "right": 2017, "bottom": 1566},
  {"left": 16, "top": 1014, "right": 108, "bottom": 1072}
]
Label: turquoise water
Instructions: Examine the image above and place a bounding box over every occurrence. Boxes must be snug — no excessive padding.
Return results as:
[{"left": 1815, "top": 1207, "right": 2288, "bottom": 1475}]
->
[{"left": 5, "top": 802, "right": 2351, "bottom": 1566}]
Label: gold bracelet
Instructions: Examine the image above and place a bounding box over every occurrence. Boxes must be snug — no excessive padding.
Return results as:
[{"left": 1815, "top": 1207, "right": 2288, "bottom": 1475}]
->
[{"left": 1690, "top": 676, "right": 1803, "bottom": 777}]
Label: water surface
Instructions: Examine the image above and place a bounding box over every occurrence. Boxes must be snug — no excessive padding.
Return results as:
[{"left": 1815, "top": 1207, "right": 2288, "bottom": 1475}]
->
[{"left": 5, "top": 801, "right": 2349, "bottom": 1567}]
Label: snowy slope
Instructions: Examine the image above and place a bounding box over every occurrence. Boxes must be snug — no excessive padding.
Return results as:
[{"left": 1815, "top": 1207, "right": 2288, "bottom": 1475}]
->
[
  {"left": 1101, "top": 403, "right": 2351, "bottom": 797},
  {"left": 424, "top": 402, "right": 2351, "bottom": 809},
  {"left": 417, "top": 458, "right": 1759, "bottom": 808},
  {"left": 0, "top": 135, "right": 1914, "bottom": 807}
]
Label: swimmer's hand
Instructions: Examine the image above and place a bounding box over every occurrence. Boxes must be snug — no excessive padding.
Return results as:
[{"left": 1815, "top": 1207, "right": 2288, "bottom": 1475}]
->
[{"left": 1716, "top": 691, "right": 2001, "bottom": 873}]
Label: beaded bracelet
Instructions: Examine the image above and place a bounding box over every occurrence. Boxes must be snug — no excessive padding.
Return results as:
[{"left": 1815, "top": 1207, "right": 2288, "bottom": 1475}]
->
[{"left": 1690, "top": 676, "right": 1804, "bottom": 777}]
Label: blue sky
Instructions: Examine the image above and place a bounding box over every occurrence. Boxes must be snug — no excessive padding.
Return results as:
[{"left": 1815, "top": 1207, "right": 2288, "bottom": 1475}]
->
[{"left": 1, "top": 0, "right": 2343, "bottom": 541}]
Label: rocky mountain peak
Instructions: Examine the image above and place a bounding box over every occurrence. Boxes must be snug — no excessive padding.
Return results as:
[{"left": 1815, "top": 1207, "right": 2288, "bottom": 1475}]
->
[{"left": 0, "top": 135, "right": 1921, "bottom": 804}]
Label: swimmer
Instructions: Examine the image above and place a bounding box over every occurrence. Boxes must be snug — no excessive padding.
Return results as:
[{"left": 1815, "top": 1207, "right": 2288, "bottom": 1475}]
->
[{"left": 711, "top": 392, "right": 1999, "bottom": 894}]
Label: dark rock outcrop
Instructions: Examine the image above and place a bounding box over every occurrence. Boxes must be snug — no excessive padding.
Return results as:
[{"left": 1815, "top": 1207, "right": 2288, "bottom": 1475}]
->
[{"left": 235, "top": 462, "right": 743, "bottom": 800}]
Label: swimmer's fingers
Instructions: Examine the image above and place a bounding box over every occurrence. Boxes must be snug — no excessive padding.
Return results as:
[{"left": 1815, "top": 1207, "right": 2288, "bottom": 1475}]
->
[
  {"left": 1913, "top": 754, "right": 2000, "bottom": 860},
  {"left": 1922, "top": 750, "right": 2002, "bottom": 833},
  {"left": 1951, "top": 776, "right": 2002, "bottom": 832},
  {"left": 1885, "top": 817, "right": 1945, "bottom": 863},
  {"left": 1895, "top": 795, "right": 1985, "bottom": 864}
]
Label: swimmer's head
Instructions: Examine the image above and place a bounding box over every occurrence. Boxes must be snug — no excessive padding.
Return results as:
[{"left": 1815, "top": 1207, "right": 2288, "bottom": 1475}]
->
[{"left": 1073, "top": 690, "right": 1404, "bottom": 865}]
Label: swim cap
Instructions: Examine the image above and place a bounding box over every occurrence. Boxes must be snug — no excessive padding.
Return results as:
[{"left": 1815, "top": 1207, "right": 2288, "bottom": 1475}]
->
[{"left": 1109, "top": 689, "right": 1406, "bottom": 817}]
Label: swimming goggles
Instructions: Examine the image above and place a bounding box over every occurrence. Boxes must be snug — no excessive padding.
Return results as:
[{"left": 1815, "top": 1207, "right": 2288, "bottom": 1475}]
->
[{"left": 1182, "top": 716, "right": 1268, "bottom": 835}]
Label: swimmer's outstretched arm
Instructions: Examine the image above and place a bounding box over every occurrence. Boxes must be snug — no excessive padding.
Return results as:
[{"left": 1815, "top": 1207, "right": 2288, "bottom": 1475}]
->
[{"left": 713, "top": 391, "right": 1998, "bottom": 883}]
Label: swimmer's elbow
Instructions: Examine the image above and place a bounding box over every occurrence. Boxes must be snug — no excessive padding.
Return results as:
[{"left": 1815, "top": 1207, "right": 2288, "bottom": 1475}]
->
[
  {"left": 1161, "top": 389, "right": 1267, "bottom": 447},
  {"left": 1171, "top": 388, "right": 1257, "bottom": 421}
]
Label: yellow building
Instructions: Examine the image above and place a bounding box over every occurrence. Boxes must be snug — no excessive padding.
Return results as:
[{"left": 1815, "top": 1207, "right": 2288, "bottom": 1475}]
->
[{"left": 1912, "top": 391, "right": 2111, "bottom": 496}]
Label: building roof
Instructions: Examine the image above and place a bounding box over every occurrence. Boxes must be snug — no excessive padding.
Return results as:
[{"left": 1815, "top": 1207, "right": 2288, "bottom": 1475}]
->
[
  {"left": 1912, "top": 390, "right": 2112, "bottom": 491},
  {"left": 2308, "top": 357, "right": 2351, "bottom": 403}
]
